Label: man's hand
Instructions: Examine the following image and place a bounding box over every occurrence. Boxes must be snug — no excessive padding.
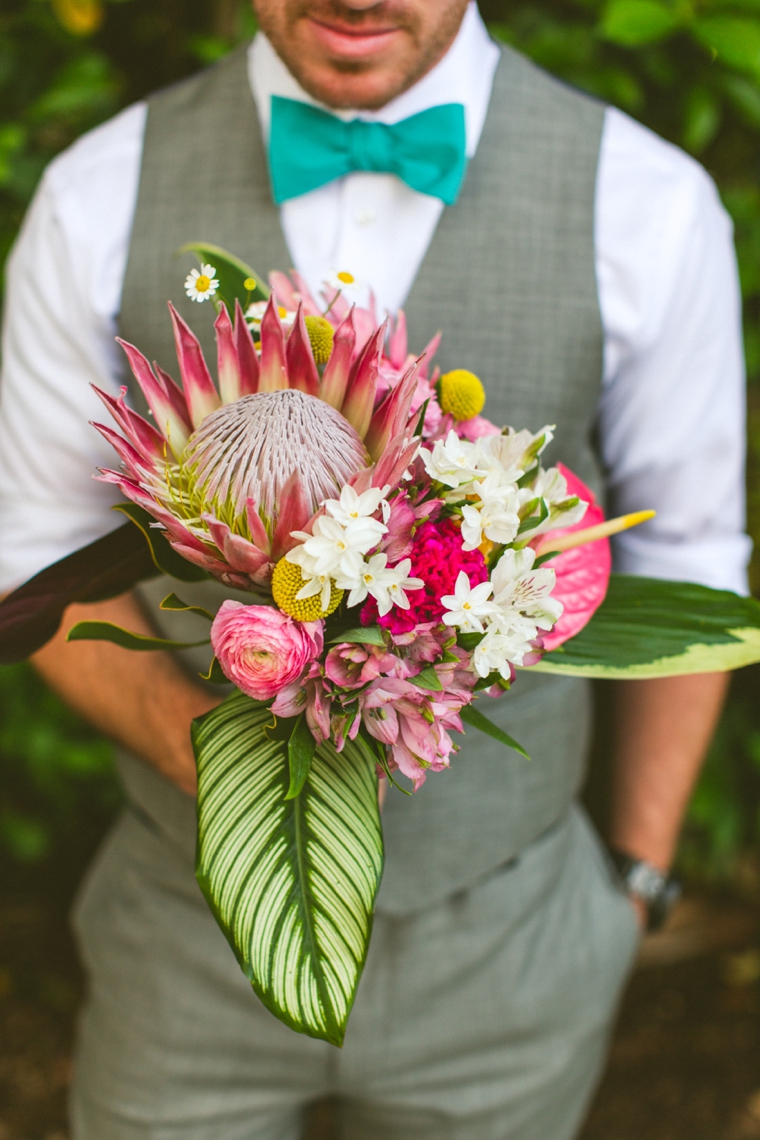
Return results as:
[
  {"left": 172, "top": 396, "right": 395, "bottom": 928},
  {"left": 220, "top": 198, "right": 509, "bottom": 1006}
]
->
[
  {"left": 610, "top": 672, "right": 730, "bottom": 875},
  {"left": 31, "top": 591, "right": 222, "bottom": 796}
]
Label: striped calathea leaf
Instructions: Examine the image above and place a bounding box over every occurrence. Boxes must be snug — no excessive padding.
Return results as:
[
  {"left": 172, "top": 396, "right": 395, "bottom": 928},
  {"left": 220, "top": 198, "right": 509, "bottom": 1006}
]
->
[{"left": 191, "top": 692, "right": 383, "bottom": 1047}]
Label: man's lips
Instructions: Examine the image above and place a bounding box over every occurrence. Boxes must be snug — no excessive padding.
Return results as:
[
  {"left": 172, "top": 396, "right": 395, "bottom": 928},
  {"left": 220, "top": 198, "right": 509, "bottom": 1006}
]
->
[{"left": 306, "top": 17, "right": 404, "bottom": 59}]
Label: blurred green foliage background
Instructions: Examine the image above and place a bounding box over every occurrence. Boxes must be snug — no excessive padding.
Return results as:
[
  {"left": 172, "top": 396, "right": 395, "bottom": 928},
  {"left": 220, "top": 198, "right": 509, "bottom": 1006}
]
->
[{"left": 1, "top": 0, "right": 760, "bottom": 890}]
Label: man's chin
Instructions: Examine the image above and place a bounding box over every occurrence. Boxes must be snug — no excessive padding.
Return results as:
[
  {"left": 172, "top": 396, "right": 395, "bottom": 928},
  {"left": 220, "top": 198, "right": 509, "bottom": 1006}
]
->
[{"left": 285, "top": 56, "right": 417, "bottom": 111}]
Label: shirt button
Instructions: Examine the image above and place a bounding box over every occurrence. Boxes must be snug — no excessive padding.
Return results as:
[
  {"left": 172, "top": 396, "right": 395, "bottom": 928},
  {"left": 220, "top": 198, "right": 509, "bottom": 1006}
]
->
[{"left": 354, "top": 207, "right": 377, "bottom": 227}]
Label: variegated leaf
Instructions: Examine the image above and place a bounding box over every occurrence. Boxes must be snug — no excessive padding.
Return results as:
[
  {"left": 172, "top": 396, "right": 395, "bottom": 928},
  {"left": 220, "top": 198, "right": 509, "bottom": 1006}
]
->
[{"left": 192, "top": 693, "right": 383, "bottom": 1046}]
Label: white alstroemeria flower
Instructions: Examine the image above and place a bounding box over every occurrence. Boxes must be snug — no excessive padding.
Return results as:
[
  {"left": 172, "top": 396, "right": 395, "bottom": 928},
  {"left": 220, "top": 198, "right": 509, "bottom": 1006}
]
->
[
  {"left": 185, "top": 264, "right": 219, "bottom": 303},
  {"left": 384, "top": 558, "right": 424, "bottom": 614},
  {"left": 476, "top": 425, "right": 555, "bottom": 478},
  {"left": 324, "top": 484, "right": 390, "bottom": 527},
  {"left": 420, "top": 430, "right": 480, "bottom": 488},
  {"left": 472, "top": 627, "right": 535, "bottom": 678},
  {"left": 441, "top": 571, "right": 498, "bottom": 633},
  {"left": 490, "top": 548, "right": 564, "bottom": 631},
  {"left": 460, "top": 479, "right": 521, "bottom": 551},
  {"left": 523, "top": 467, "right": 588, "bottom": 536}
]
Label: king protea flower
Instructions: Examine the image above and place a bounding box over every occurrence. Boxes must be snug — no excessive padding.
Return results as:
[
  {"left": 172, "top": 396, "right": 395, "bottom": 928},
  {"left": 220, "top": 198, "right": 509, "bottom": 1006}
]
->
[{"left": 93, "top": 296, "right": 422, "bottom": 591}]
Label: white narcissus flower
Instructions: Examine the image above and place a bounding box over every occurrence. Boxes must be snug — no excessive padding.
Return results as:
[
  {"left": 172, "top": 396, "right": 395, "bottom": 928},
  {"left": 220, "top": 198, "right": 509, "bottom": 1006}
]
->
[
  {"left": 340, "top": 552, "right": 393, "bottom": 609},
  {"left": 441, "top": 571, "right": 498, "bottom": 633},
  {"left": 324, "top": 484, "right": 390, "bottom": 527},
  {"left": 384, "top": 558, "right": 424, "bottom": 613},
  {"left": 289, "top": 516, "right": 380, "bottom": 581},
  {"left": 490, "top": 548, "right": 564, "bottom": 631},
  {"left": 420, "top": 430, "right": 480, "bottom": 488},
  {"left": 185, "top": 264, "right": 220, "bottom": 303}
]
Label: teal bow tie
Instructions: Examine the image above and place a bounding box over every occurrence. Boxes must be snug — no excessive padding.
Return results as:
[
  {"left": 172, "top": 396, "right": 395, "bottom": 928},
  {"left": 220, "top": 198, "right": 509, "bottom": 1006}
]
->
[{"left": 268, "top": 96, "right": 467, "bottom": 206}]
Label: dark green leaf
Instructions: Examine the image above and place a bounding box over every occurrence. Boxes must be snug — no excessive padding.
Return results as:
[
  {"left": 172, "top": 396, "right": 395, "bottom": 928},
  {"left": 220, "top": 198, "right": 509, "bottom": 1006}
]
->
[
  {"left": 113, "top": 503, "right": 209, "bottom": 582},
  {"left": 67, "top": 620, "right": 210, "bottom": 652},
  {"left": 160, "top": 592, "right": 213, "bottom": 621},
  {"left": 176, "top": 241, "right": 269, "bottom": 309},
  {"left": 410, "top": 664, "right": 443, "bottom": 691},
  {"left": 459, "top": 704, "right": 530, "bottom": 759},
  {"left": 285, "top": 713, "right": 318, "bottom": 800},
  {"left": 693, "top": 16, "right": 760, "bottom": 76},
  {"left": 600, "top": 0, "right": 679, "bottom": 46},
  {"left": 534, "top": 575, "right": 760, "bottom": 678},
  {"left": 193, "top": 693, "right": 383, "bottom": 1046},
  {"left": 327, "top": 626, "right": 386, "bottom": 647}
]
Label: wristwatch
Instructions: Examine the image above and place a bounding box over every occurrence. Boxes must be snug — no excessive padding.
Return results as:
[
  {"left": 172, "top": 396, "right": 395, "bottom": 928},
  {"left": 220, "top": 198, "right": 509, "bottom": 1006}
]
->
[{"left": 607, "top": 848, "right": 681, "bottom": 933}]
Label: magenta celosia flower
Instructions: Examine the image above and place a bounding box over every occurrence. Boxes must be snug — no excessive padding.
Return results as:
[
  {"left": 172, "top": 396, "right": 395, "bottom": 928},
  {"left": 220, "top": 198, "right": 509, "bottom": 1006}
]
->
[
  {"left": 362, "top": 518, "right": 489, "bottom": 634},
  {"left": 211, "top": 601, "right": 323, "bottom": 700}
]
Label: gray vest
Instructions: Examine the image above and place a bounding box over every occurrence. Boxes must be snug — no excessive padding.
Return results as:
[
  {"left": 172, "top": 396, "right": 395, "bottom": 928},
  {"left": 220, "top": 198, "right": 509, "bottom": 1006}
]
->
[{"left": 117, "top": 42, "right": 605, "bottom": 914}]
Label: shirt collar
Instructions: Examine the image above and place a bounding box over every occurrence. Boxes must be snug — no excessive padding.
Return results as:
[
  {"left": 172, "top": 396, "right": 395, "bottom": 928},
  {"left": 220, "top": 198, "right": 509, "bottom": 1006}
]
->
[{"left": 248, "top": 1, "right": 500, "bottom": 160}]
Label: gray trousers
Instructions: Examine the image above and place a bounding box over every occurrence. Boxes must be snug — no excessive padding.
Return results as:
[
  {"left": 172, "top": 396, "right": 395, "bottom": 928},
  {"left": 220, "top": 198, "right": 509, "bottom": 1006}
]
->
[{"left": 69, "top": 802, "right": 639, "bottom": 1140}]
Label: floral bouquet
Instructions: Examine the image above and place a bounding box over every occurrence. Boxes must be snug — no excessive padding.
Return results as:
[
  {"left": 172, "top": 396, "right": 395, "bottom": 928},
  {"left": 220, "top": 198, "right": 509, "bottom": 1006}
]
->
[{"left": 2, "top": 244, "right": 760, "bottom": 1046}]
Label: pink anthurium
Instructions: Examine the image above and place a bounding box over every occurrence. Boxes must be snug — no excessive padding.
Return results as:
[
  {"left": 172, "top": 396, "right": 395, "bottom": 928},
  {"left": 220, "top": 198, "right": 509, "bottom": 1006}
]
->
[{"left": 538, "top": 463, "right": 611, "bottom": 652}]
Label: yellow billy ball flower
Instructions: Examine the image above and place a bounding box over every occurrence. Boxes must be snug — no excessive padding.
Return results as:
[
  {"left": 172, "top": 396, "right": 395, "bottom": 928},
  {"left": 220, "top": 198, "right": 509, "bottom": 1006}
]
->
[
  {"left": 438, "top": 369, "right": 486, "bottom": 421},
  {"left": 271, "top": 558, "right": 343, "bottom": 621},
  {"left": 243, "top": 277, "right": 257, "bottom": 291},
  {"left": 304, "top": 315, "right": 335, "bottom": 365}
]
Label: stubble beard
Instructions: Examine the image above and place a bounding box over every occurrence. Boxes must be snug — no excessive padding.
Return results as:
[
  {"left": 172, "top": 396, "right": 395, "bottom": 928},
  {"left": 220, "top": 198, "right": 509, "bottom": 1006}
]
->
[{"left": 255, "top": 0, "right": 468, "bottom": 110}]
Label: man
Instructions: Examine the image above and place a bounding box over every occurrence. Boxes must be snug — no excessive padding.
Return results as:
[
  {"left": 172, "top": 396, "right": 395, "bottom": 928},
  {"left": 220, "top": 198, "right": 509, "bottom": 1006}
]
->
[{"left": 0, "top": 1, "right": 749, "bottom": 1137}]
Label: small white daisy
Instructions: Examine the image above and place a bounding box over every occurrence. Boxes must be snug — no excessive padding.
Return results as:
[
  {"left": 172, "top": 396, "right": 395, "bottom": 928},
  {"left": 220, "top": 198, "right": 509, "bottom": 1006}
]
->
[
  {"left": 185, "top": 264, "right": 219, "bottom": 303},
  {"left": 324, "top": 268, "right": 365, "bottom": 303}
]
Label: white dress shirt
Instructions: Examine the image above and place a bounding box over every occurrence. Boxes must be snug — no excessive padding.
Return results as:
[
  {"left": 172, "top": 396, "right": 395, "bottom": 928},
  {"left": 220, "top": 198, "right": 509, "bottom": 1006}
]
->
[{"left": 0, "top": 3, "right": 750, "bottom": 595}]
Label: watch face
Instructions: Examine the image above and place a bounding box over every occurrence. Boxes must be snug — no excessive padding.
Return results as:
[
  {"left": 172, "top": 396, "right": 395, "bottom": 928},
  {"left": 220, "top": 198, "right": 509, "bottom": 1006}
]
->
[{"left": 626, "top": 861, "right": 667, "bottom": 902}]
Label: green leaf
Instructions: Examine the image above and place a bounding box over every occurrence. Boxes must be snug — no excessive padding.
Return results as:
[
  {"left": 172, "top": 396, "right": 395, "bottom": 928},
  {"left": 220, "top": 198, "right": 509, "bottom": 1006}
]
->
[
  {"left": 693, "top": 16, "right": 760, "bottom": 77},
  {"left": 682, "top": 87, "right": 721, "bottom": 154},
  {"left": 410, "top": 664, "right": 443, "bottom": 691},
  {"left": 327, "top": 626, "right": 386, "bottom": 647},
  {"left": 600, "top": 0, "right": 679, "bottom": 46},
  {"left": 459, "top": 704, "right": 531, "bottom": 760},
  {"left": 285, "top": 713, "right": 318, "bottom": 800},
  {"left": 176, "top": 241, "right": 270, "bottom": 309},
  {"left": 193, "top": 693, "right": 383, "bottom": 1047},
  {"left": 532, "top": 575, "right": 760, "bottom": 678},
  {"left": 160, "top": 592, "right": 213, "bottom": 621},
  {"left": 67, "top": 621, "right": 210, "bottom": 652},
  {"left": 113, "top": 503, "right": 209, "bottom": 582}
]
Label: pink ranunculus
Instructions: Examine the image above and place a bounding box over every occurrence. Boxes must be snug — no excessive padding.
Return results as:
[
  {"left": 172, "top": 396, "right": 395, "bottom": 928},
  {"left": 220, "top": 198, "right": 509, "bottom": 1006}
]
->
[{"left": 211, "top": 601, "right": 323, "bottom": 701}]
